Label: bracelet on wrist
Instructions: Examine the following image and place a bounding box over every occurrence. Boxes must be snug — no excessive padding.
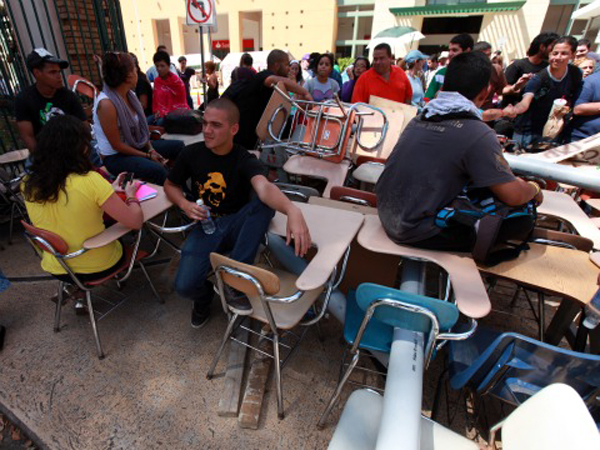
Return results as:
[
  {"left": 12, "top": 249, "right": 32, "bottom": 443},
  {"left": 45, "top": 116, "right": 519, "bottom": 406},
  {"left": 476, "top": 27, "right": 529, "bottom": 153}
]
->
[
  {"left": 125, "top": 197, "right": 140, "bottom": 205},
  {"left": 527, "top": 180, "right": 541, "bottom": 196}
]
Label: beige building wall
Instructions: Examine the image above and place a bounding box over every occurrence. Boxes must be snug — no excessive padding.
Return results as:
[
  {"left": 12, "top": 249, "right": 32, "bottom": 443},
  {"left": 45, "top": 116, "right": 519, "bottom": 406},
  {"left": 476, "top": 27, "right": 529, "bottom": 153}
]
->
[
  {"left": 371, "top": 0, "right": 552, "bottom": 61},
  {"left": 120, "top": 0, "right": 337, "bottom": 71}
]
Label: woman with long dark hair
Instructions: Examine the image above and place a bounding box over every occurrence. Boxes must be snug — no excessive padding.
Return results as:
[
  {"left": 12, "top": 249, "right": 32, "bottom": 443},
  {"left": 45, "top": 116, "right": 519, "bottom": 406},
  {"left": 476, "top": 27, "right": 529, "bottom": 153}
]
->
[
  {"left": 341, "top": 56, "right": 370, "bottom": 102},
  {"left": 94, "top": 52, "right": 184, "bottom": 185},
  {"left": 23, "top": 115, "right": 143, "bottom": 281},
  {"left": 288, "top": 60, "right": 304, "bottom": 86}
]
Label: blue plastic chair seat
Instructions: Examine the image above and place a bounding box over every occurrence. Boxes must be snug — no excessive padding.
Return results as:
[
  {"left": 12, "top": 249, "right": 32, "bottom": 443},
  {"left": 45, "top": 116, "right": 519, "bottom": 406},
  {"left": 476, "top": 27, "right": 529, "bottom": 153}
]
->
[
  {"left": 447, "top": 326, "right": 600, "bottom": 409},
  {"left": 343, "top": 284, "right": 460, "bottom": 354},
  {"left": 344, "top": 289, "right": 395, "bottom": 353}
]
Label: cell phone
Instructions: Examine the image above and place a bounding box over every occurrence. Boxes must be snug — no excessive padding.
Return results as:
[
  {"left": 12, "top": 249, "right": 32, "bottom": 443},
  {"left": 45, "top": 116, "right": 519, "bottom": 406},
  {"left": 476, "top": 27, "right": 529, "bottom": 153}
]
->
[{"left": 121, "top": 172, "right": 134, "bottom": 189}]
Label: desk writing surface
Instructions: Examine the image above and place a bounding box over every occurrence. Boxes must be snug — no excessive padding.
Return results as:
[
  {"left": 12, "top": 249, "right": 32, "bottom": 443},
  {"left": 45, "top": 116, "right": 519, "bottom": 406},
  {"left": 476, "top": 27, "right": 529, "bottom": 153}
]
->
[
  {"left": 357, "top": 215, "right": 491, "bottom": 319},
  {"left": 0, "top": 149, "right": 29, "bottom": 165},
  {"left": 283, "top": 155, "right": 351, "bottom": 198},
  {"left": 268, "top": 202, "right": 364, "bottom": 291},
  {"left": 538, "top": 190, "right": 600, "bottom": 249},
  {"left": 83, "top": 184, "right": 172, "bottom": 249},
  {"left": 479, "top": 243, "right": 598, "bottom": 305},
  {"left": 308, "top": 196, "right": 378, "bottom": 215}
]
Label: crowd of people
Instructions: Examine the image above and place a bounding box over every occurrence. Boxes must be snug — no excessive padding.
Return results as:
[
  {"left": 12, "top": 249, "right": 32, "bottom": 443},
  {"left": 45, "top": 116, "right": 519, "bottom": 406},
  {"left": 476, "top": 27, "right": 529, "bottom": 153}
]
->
[{"left": 12, "top": 30, "right": 600, "bottom": 327}]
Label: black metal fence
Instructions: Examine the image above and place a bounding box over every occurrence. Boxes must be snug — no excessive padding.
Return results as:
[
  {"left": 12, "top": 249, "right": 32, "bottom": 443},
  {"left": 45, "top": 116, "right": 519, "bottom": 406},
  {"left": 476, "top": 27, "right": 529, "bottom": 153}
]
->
[{"left": 0, "top": 0, "right": 127, "bottom": 155}]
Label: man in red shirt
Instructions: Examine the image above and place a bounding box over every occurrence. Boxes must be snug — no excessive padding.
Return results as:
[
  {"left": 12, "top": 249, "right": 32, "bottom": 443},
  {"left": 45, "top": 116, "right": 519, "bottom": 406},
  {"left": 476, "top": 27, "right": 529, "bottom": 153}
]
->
[{"left": 351, "top": 43, "right": 412, "bottom": 104}]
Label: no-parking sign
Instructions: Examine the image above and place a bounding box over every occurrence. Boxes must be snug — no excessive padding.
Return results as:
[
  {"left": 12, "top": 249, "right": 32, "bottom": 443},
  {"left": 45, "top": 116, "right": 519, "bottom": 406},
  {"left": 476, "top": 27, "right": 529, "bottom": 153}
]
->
[{"left": 186, "top": 0, "right": 216, "bottom": 26}]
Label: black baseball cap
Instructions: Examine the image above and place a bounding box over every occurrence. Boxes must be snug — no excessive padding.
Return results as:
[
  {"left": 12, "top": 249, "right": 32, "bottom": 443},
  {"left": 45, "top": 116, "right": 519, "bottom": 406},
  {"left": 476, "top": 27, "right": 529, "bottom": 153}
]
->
[{"left": 26, "top": 48, "right": 69, "bottom": 72}]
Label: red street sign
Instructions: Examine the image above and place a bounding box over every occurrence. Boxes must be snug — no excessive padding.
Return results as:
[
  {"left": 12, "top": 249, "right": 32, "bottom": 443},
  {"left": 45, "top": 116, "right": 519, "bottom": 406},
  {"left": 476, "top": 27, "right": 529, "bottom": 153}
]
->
[{"left": 187, "top": 0, "right": 213, "bottom": 24}]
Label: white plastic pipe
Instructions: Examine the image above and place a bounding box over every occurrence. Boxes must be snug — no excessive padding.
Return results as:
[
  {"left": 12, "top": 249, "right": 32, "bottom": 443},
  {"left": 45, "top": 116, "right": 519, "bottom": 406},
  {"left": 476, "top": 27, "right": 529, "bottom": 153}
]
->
[{"left": 376, "top": 328, "right": 424, "bottom": 450}]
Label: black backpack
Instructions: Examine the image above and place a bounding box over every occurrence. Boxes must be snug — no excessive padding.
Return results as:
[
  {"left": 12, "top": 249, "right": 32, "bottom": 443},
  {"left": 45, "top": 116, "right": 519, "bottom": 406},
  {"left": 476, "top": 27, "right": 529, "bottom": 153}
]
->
[{"left": 435, "top": 188, "right": 536, "bottom": 266}]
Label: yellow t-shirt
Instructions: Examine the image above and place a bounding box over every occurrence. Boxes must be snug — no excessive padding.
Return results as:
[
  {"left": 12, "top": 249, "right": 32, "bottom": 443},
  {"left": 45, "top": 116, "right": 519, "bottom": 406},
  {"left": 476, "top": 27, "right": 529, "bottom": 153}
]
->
[{"left": 24, "top": 171, "right": 123, "bottom": 275}]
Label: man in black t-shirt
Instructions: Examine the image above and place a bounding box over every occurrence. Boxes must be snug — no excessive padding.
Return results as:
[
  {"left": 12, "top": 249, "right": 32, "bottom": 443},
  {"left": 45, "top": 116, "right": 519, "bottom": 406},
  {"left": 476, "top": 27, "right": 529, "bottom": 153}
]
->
[
  {"left": 223, "top": 49, "right": 312, "bottom": 150},
  {"left": 376, "top": 53, "right": 543, "bottom": 252},
  {"left": 15, "top": 48, "right": 86, "bottom": 152},
  {"left": 178, "top": 56, "right": 196, "bottom": 109},
  {"left": 502, "top": 32, "right": 559, "bottom": 107},
  {"left": 165, "top": 98, "right": 311, "bottom": 328}
]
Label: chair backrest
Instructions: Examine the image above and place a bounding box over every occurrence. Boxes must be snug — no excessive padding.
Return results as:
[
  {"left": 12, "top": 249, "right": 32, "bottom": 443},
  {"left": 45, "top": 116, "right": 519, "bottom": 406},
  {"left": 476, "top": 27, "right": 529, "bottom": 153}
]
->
[
  {"left": 330, "top": 186, "right": 377, "bottom": 207},
  {"left": 355, "top": 155, "right": 386, "bottom": 167},
  {"left": 67, "top": 74, "right": 98, "bottom": 101},
  {"left": 299, "top": 105, "right": 355, "bottom": 163},
  {"left": 210, "top": 253, "right": 280, "bottom": 296},
  {"left": 452, "top": 331, "right": 600, "bottom": 408},
  {"left": 356, "top": 283, "right": 459, "bottom": 334},
  {"left": 275, "top": 182, "right": 320, "bottom": 203},
  {"left": 496, "top": 383, "right": 600, "bottom": 450},
  {"left": 21, "top": 220, "right": 69, "bottom": 255}
]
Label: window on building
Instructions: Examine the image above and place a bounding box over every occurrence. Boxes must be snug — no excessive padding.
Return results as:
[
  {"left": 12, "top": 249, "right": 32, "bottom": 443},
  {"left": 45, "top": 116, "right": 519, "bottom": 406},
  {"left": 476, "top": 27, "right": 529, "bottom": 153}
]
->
[
  {"left": 540, "top": 5, "right": 574, "bottom": 36},
  {"left": 153, "top": 19, "right": 173, "bottom": 54}
]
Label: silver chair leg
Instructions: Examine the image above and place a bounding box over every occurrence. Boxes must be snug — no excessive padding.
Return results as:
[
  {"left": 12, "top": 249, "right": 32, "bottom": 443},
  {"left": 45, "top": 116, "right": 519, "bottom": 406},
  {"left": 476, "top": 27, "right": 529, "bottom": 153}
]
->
[
  {"left": 85, "top": 291, "right": 104, "bottom": 359},
  {"left": 8, "top": 202, "right": 16, "bottom": 245},
  {"left": 538, "top": 292, "right": 545, "bottom": 341},
  {"left": 273, "top": 331, "right": 284, "bottom": 419},
  {"left": 207, "top": 313, "right": 239, "bottom": 379},
  {"left": 317, "top": 349, "right": 361, "bottom": 429},
  {"left": 54, "top": 282, "right": 64, "bottom": 332},
  {"left": 139, "top": 261, "right": 163, "bottom": 304}
]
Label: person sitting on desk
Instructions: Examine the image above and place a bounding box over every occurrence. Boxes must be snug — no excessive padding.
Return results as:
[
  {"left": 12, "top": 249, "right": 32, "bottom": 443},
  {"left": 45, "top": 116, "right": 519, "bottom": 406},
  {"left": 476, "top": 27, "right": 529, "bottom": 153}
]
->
[
  {"left": 94, "top": 52, "right": 184, "bottom": 185},
  {"left": 376, "top": 52, "right": 543, "bottom": 253},
  {"left": 22, "top": 115, "right": 143, "bottom": 287},
  {"left": 164, "top": 98, "right": 311, "bottom": 329}
]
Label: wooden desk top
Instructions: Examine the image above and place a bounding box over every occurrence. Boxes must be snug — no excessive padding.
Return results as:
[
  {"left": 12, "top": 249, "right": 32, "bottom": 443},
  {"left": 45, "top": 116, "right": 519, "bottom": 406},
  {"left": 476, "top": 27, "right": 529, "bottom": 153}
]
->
[
  {"left": 538, "top": 190, "right": 600, "bottom": 249},
  {"left": 269, "top": 202, "right": 364, "bottom": 291},
  {"left": 0, "top": 149, "right": 29, "bottom": 165},
  {"left": 357, "top": 215, "right": 491, "bottom": 319},
  {"left": 585, "top": 198, "right": 600, "bottom": 213},
  {"left": 161, "top": 133, "right": 204, "bottom": 147},
  {"left": 83, "top": 184, "right": 172, "bottom": 249},
  {"left": 308, "top": 196, "right": 378, "bottom": 215},
  {"left": 479, "top": 243, "right": 598, "bottom": 305},
  {"left": 590, "top": 251, "right": 600, "bottom": 269},
  {"left": 283, "top": 155, "right": 351, "bottom": 198}
]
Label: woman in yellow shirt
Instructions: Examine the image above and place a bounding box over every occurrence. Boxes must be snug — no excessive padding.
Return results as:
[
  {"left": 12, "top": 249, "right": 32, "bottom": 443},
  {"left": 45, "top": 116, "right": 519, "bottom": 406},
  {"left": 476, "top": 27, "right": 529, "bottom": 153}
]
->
[{"left": 22, "top": 115, "right": 144, "bottom": 282}]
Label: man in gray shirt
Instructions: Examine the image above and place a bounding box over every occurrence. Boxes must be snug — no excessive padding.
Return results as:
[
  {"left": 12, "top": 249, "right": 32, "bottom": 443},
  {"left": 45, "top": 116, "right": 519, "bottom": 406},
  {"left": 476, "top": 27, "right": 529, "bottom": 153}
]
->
[{"left": 376, "top": 52, "right": 543, "bottom": 252}]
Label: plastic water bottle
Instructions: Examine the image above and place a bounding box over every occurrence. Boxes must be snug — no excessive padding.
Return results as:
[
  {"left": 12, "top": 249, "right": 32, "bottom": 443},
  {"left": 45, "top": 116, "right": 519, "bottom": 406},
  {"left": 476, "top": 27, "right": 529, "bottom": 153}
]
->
[
  {"left": 196, "top": 198, "right": 216, "bottom": 235},
  {"left": 583, "top": 288, "right": 600, "bottom": 329}
]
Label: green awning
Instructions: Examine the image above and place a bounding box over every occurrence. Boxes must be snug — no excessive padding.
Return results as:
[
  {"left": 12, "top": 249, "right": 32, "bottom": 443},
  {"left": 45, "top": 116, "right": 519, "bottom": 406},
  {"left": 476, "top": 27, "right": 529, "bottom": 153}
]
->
[{"left": 390, "top": 1, "right": 526, "bottom": 16}]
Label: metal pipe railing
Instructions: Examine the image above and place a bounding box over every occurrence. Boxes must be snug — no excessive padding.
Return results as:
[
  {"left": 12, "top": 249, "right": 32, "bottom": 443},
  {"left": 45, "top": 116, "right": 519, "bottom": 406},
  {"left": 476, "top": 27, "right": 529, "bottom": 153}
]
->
[{"left": 505, "top": 154, "right": 600, "bottom": 192}]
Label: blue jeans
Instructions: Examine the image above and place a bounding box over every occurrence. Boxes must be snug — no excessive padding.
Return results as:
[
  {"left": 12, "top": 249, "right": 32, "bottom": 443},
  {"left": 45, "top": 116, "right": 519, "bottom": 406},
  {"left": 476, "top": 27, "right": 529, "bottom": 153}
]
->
[
  {"left": 102, "top": 139, "right": 184, "bottom": 185},
  {"left": 175, "top": 196, "right": 276, "bottom": 312},
  {"left": 513, "top": 132, "right": 543, "bottom": 150}
]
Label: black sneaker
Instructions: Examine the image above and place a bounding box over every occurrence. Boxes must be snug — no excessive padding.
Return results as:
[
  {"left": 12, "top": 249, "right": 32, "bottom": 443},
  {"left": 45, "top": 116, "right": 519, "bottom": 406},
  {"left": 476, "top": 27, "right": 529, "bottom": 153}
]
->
[
  {"left": 224, "top": 285, "right": 253, "bottom": 315},
  {"left": 191, "top": 306, "right": 210, "bottom": 329}
]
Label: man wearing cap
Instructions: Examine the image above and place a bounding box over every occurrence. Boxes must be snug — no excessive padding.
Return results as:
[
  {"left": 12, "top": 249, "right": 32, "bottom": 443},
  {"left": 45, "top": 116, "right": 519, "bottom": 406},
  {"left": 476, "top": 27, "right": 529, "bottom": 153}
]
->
[
  {"left": 15, "top": 48, "right": 86, "bottom": 153},
  {"left": 351, "top": 43, "right": 412, "bottom": 105},
  {"left": 424, "top": 33, "right": 473, "bottom": 100}
]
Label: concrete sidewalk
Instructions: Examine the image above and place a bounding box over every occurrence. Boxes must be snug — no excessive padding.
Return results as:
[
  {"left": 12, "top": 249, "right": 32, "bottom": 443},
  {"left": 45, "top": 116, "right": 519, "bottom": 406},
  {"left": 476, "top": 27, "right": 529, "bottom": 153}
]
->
[{"left": 0, "top": 235, "right": 350, "bottom": 449}]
